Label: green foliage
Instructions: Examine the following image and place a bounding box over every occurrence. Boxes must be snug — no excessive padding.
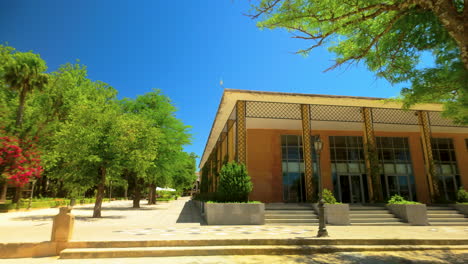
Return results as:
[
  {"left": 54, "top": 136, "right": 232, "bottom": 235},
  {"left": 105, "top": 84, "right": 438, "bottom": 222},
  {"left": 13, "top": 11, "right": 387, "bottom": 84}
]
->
[
  {"left": 206, "top": 200, "right": 261, "bottom": 204},
  {"left": 322, "top": 189, "right": 338, "bottom": 204},
  {"left": 387, "top": 194, "right": 420, "bottom": 205},
  {"left": 192, "top": 192, "right": 218, "bottom": 202},
  {"left": 217, "top": 162, "right": 253, "bottom": 202},
  {"left": 457, "top": 188, "right": 468, "bottom": 203},
  {"left": 250, "top": 1, "right": 468, "bottom": 124}
]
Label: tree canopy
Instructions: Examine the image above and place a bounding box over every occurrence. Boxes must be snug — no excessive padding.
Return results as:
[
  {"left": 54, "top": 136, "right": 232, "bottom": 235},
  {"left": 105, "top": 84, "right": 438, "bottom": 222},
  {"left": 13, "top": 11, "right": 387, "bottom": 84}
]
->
[
  {"left": 0, "top": 45, "right": 196, "bottom": 216},
  {"left": 250, "top": 0, "right": 468, "bottom": 124}
]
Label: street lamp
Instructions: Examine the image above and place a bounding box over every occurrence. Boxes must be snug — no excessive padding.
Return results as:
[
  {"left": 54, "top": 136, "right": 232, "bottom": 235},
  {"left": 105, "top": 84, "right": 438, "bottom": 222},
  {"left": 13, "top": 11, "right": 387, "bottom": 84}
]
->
[{"left": 314, "top": 136, "right": 328, "bottom": 237}]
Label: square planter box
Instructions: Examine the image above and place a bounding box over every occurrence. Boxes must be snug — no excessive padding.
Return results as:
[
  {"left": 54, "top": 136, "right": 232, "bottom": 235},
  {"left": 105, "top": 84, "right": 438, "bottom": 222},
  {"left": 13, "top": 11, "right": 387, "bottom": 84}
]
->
[
  {"left": 451, "top": 204, "right": 468, "bottom": 216},
  {"left": 313, "top": 203, "right": 350, "bottom": 225},
  {"left": 386, "top": 204, "right": 428, "bottom": 226},
  {"left": 204, "top": 203, "right": 265, "bottom": 225}
]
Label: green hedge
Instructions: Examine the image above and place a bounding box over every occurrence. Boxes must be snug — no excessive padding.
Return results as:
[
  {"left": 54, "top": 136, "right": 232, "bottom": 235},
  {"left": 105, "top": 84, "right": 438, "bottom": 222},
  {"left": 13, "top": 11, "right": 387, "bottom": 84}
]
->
[{"left": 0, "top": 197, "right": 126, "bottom": 211}]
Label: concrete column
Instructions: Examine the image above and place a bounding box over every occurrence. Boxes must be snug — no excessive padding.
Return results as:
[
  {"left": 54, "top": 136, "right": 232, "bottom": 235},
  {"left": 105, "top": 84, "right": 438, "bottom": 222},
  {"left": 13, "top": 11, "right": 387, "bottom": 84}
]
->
[
  {"left": 362, "top": 107, "right": 383, "bottom": 202},
  {"left": 417, "top": 110, "right": 439, "bottom": 201},
  {"left": 301, "top": 104, "right": 314, "bottom": 201},
  {"left": 453, "top": 136, "right": 468, "bottom": 189},
  {"left": 236, "top": 101, "right": 247, "bottom": 165},
  {"left": 227, "top": 120, "right": 235, "bottom": 162},
  {"left": 51, "top": 206, "right": 74, "bottom": 253}
]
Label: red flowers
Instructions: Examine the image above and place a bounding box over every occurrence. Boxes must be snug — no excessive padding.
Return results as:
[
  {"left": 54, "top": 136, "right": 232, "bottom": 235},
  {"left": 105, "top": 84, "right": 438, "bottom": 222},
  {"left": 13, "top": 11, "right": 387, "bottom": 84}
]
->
[{"left": 0, "top": 134, "right": 43, "bottom": 187}]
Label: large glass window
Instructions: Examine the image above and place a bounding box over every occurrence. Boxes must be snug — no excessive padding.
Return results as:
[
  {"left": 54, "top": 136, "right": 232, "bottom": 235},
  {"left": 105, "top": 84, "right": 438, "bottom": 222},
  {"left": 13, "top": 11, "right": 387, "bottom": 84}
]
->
[
  {"left": 432, "top": 138, "right": 460, "bottom": 201},
  {"left": 281, "top": 135, "right": 318, "bottom": 202},
  {"left": 329, "top": 136, "right": 367, "bottom": 203},
  {"left": 376, "top": 137, "right": 416, "bottom": 201}
]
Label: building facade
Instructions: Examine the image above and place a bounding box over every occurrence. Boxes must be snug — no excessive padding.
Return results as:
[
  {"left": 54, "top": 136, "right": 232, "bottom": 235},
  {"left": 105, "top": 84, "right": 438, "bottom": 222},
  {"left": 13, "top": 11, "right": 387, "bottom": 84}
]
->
[{"left": 199, "top": 89, "right": 468, "bottom": 204}]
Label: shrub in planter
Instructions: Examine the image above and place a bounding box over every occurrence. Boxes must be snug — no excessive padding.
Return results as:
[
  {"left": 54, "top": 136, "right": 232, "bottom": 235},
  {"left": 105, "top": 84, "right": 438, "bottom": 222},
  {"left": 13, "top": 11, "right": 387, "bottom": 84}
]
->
[
  {"left": 388, "top": 194, "right": 420, "bottom": 204},
  {"left": 457, "top": 188, "right": 468, "bottom": 203},
  {"left": 217, "top": 162, "right": 253, "bottom": 202},
  {"left": 322, "top": 189, "right": 338, "bottom": 204}
]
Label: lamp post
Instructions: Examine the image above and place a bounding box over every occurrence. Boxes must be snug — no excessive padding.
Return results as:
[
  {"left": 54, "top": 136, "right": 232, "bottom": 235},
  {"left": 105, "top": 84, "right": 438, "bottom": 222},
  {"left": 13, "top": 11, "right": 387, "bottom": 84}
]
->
[{"left": 314, "top": 136, "right": 328, "bottom": 237}]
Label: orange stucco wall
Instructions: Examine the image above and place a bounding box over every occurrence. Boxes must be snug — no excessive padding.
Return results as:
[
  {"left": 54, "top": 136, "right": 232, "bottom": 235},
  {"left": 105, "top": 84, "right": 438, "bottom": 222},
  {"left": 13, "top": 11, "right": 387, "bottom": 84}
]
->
[{"left": 246, "top": 128, "right": 468, "bottom": 203}]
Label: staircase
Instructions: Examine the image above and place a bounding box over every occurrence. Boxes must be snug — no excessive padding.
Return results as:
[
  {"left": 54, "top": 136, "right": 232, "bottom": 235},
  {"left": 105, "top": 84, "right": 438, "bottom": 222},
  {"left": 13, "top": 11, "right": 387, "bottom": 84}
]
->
[
  {"left": 349, "top": 205, "right": 406, "bottom": 226},
  {"left": 427, "top": 205, "right": 468, "bottom": 226},
  {"left": 264, "top": 203, "right": 318, "bottom": 225},
  {"left": 59, "top": 238, "right": 468, "bottom": 259}
]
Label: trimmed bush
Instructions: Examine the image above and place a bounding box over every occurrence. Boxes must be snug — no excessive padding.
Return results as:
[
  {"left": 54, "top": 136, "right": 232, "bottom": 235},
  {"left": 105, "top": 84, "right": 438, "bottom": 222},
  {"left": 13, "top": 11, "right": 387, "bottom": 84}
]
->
[
  {"left": 457, "top": 188, "right": 468, "bottom": 203},
  {"left": 217, "top": 162, "right": 253, "bottom": 202},
  {"left": 322, "top": 189, "right": 339, "bottom": 204},
  {"left": 388, "top": 194, "right": 420, "bottom": 205}
]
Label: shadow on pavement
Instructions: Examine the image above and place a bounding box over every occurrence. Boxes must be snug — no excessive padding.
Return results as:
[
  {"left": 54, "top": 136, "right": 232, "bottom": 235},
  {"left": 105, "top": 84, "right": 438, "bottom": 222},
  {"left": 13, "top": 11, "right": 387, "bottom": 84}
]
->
[
  {"left": 176, "top": 200, "right": 206, "bottom": 224},
  {"left": 11, "top": 215, "right": 126, "bottom": 222},
  {"left": 74, "top": 207, "right": 163, "bottom": 211},
  {"left": 286, "top": 250, "right": 468, "bottom": 264}
]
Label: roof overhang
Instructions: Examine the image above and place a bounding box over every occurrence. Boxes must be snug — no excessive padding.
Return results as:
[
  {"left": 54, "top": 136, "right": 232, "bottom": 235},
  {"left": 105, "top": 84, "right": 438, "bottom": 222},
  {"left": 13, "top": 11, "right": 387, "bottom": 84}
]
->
[{"left": 199, "top": 89, "right": 444, "bottom": 168}]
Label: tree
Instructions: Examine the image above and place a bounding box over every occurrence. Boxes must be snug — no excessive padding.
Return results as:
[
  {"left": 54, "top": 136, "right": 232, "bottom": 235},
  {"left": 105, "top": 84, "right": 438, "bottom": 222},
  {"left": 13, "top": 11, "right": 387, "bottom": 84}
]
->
[
  {"left": 116, "top": 111, "right": 160, "bottom": 208},
  {"left": 54, "top": 82, "right": 121, "bottom": 218},
  {"left": 2, "top": 50, "right": 48, "bottom": 130},
  {"left": 120, "top": 90, "right": 192, "bottom": 204},
  {"left": 250, "top": 1, "right": 468, "bottom": 123},
  {"left": 0, "top": 133, "right": 43, "bottom": 202}
]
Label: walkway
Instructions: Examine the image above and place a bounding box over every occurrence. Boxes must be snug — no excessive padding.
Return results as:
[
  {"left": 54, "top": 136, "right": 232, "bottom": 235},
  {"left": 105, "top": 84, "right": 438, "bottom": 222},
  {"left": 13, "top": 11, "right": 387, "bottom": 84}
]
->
[{"left": 1, "top": 197, "right": 468, "bottom": 243}]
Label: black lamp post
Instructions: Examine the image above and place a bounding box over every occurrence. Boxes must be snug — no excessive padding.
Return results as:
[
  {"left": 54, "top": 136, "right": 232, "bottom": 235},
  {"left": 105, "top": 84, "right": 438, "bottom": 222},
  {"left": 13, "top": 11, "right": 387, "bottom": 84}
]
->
[{"left": 314, "top": 136, "right": 328, "bottom": 237}]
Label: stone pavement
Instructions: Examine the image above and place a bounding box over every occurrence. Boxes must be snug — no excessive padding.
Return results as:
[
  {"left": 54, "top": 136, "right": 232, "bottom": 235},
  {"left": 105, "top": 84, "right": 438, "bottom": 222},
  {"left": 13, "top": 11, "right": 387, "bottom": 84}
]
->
[
  {"left": 1, "top": 197, "right": 468, "bottom": 243},
  {"left": 2, "top": 250, "right": 468, "bottom": 264}
]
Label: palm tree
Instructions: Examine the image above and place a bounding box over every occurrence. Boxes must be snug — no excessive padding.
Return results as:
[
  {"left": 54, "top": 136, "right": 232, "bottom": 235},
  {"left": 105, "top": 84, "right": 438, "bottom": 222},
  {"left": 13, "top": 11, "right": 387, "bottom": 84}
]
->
[
  {"left": 2, "top": 52, "right": 48, "bottom": 203},
  {"left": 3, "top": 52, "right": 48, "bottom": 130}
]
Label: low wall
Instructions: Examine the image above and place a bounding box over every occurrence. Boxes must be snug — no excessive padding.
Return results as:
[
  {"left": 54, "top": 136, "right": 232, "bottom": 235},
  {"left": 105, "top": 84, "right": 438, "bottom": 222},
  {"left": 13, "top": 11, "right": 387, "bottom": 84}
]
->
[
  {"left": 204, "top": 203, "right": 265, "bottom": 225},
  {"left": 0, "top": 241, "right": 58, "bottom": 258},
  {"left": 313, "top": 203, "right": 350, "bottom": 225},
  {"left": 386, "top": 204, "right": 428, "bottom": 226},
  {"left": 452, "top": 204, "right": 468, "bottom": 216}
]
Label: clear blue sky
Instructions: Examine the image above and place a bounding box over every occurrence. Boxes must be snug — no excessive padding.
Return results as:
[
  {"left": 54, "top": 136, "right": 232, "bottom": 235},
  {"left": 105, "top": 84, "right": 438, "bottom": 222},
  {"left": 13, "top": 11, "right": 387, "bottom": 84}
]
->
[{"left": 0, "top": 0, "right": 405, "bottom": 166}]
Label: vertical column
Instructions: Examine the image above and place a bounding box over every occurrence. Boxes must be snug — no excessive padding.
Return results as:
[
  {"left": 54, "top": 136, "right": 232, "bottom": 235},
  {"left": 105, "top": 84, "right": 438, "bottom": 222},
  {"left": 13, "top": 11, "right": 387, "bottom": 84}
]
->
[
  {"left": 221, "top": 132, "right": 227, "bottom": 164},
  {"left": 227, "top": 120, "right": 235, "bottom": 162},
  {"left": 236, "top": 101, "right": 247, "bottom": 165},
  {"left": 362, "top": 107, "right": 382, "bottom": 202},
  {"left": 301, "top": 104, "right": 314, "bottom": 201},
  {"left": 209, "top": 157, "right": 214, "bottom": 193},
  {"left": 417, "top": 110, "right": 439, "bottom": 201}
]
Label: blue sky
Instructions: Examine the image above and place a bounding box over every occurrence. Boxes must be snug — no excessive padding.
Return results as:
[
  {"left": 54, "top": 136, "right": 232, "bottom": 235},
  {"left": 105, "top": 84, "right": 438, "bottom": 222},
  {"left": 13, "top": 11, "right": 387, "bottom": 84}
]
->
[{"left": 0, "top": 0, "right": 405, "bottom": 167}]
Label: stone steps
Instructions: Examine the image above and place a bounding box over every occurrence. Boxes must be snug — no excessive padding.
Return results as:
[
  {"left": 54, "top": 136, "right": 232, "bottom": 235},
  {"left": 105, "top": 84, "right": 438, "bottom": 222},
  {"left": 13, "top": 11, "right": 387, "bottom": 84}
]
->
[
  {"left": 349, "top": 205, "right": 405, "bottom": 226},
  {"left": 59, "top": 245, "right": 468, "bottom": 259},
  {"left": 265, "top": 203, "right": 318, "bottom": 225},
  {"left": 427, "top": 206, "right": 468, "bottom": 226}
]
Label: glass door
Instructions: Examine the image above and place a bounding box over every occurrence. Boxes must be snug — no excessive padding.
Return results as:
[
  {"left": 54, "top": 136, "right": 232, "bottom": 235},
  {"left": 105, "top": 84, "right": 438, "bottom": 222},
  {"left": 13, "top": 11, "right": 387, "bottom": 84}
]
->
[
  {"left": 338, "top": 174, "right": 365, "bottom": 203},
  {"left": 382, "top": 175, "right": 412, "bottom": 200}
]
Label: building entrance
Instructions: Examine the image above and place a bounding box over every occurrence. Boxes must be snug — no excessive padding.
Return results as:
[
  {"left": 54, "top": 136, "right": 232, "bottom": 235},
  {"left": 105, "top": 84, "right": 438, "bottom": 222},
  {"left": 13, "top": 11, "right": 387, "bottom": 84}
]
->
[{"left": 338, "top": 174, "right": 366, "bottom": 203}]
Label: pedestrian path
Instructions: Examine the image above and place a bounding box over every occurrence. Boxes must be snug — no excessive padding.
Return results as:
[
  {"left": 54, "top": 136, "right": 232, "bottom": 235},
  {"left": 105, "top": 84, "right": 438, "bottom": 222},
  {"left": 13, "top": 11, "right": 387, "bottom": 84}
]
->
[{"left": 1, "top": 197, "right": 468, "bottom": 243}]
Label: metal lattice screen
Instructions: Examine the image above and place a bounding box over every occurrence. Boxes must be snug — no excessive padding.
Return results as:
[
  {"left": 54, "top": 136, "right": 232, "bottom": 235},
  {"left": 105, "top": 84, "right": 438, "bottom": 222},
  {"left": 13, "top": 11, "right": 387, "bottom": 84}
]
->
[
  {"left": 428, "top": 111, "right": 465, "bottom": 127},
  {"left": 371, "top": 108, "right": 419, "bottom": 125},
  {"left": 309, "top": 105, "right": 362, "bottom": 122},
  {"left": 246, "top": 101, "right": 301, "bottom": 120}
]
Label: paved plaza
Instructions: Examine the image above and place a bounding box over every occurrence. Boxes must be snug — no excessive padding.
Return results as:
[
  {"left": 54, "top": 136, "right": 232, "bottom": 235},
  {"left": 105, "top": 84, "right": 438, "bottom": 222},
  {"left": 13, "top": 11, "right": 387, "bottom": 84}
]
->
[
  {"left": 1, "top": 197, "right": 468, "bottom": 263},
  {"left": 1, "top": 197, "right": 468, "bottom": 242}
]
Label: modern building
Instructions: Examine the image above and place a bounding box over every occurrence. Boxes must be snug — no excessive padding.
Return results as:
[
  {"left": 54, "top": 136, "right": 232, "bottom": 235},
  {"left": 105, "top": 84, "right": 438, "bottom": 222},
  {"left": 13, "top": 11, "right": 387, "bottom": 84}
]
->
[{"left": 199, "top": 89, "right": 468, "bottom": 204}]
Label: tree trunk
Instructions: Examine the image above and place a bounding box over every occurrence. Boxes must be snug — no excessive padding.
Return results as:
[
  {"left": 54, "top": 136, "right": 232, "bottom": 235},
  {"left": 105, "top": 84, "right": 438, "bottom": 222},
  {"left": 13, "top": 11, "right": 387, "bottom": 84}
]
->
[
  {"left": 93, "top": 167, "right": 106, "bottom": 218},
  {"left": 148, "top": 183, "right": 156, "bottom": 205},
  {"left": 133, "top": 182, "right": 141, "bottom": 208},
  {"left": 0, "top": 181, "right": 7, "bottom": 202},
  {"left": 15, "top": 89, "right": 27, "bottom": 129},
  {"left": 12, "top": 186, "right": 22, "bottom": 204}
]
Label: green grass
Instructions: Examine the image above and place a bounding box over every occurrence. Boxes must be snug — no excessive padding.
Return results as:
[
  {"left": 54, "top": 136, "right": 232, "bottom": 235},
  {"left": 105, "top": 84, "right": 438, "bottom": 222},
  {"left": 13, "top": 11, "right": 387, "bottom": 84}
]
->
[{"left": 205, "top": 200, "right": 261, "bottom": 204}]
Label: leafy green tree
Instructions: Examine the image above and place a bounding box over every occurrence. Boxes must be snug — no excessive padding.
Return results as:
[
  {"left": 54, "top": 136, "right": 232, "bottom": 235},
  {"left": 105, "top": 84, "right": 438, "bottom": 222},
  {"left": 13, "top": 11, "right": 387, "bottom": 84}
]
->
[
  {"left": 171, "top": 152, "right": 197, "bottom": 192},
  {"left": 250, "top": 1, "right": 468, "bottom": 123},
  {"left": 120, "top": 90, "right": 191, "bottom": 204},
  {"left": 116, "top": 112, "right": 160, "bottom": 208},
  {"left": 54, "top": 82, "right": 121, "bottom": 217}
]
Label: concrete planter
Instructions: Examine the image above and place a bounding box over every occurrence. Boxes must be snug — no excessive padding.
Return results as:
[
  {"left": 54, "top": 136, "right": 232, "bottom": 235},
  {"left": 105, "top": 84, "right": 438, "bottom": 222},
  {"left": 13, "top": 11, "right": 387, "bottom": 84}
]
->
[
  {"left": 313, "top": 203, "right": 350, "bottom": 225},
  {"left": 192, "top": 200, "right": 205, "bottom": 215},
  {"left": 204, "top": 202, "right": 265, "bottom": 225},
  {"left": 386, "top": 204, "right": 428, "bottom": 226},
  {"left": 452, "top": 204, "right": 468, "bottom": 216}
]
